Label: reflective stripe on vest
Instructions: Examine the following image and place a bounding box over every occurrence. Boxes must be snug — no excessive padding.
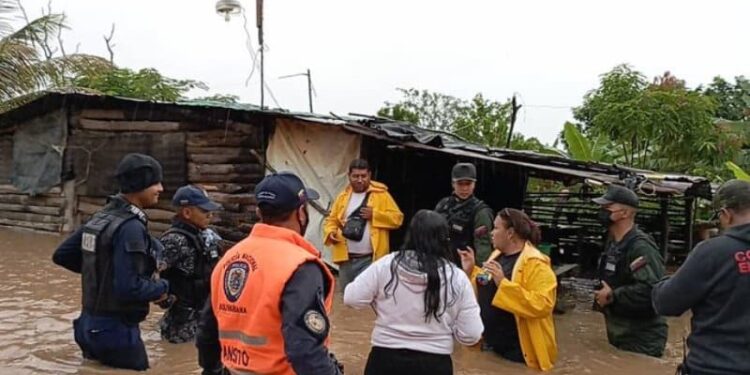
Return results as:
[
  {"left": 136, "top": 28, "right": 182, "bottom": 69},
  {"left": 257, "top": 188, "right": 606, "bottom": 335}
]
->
[
  {"left": 218, "top": 330, "right": 267, "bottom": 346},
  {"left": 228, "top": 369, "right": 259, "bottom": 375},
  {"left": 212, "top": 224, "right": 335, "bottom": 375}
]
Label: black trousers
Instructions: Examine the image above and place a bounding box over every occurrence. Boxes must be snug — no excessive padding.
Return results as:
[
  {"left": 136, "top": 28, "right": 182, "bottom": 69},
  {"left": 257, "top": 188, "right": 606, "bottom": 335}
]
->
[{"left": 364, "top": 346, "right": 453, "bottom": 375}]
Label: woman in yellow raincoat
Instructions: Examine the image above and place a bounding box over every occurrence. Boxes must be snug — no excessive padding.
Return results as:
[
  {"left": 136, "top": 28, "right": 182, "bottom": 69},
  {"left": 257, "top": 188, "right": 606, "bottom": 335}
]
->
[{"left": 459, "top": 208, "right": 558, "bottom": 371}]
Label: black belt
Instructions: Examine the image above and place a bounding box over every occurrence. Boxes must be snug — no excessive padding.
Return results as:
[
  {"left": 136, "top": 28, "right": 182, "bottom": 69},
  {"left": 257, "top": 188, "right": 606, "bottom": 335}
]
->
[{"left": 348, "top": 253, "right": 372, "bottom": 259}]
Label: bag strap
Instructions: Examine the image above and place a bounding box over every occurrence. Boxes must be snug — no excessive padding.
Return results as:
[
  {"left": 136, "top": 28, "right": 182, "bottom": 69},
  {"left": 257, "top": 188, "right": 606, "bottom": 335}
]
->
[
  {"left": 359, "top": 192, "right": 372, "bottom": 210},
  {"left": 346, "top": 191, "right": 372, "bottom": 220}
]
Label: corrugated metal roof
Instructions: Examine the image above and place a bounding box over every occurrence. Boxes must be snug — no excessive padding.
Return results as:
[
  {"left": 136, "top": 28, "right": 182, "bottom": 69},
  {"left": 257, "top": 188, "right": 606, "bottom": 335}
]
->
[{"left": 0, "top": 90, "right": 712, "bottom": 198}]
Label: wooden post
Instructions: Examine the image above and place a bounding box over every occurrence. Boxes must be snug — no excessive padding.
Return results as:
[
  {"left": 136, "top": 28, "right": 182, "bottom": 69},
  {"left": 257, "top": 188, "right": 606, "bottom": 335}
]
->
[
  {"left": 659, "top": 195, "right": 670, "bottom": 260},
  {"left": 62, "top": 180, "right": 77, "bottom": 233},
  {"left": 685, "top": 197, "right": 695, "bottom": 254}
]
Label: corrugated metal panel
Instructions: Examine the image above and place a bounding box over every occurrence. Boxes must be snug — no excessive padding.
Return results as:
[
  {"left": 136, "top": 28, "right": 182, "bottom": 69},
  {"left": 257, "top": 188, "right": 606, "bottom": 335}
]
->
[
  {"left": 67, "top": 131, "right": 186, "bottom": 197},
  {"left": 0, "top": 136, "right": 11, "bottom": 184},
  {"left": 0, "top": 91, "right": 712, "bottom": 198}
]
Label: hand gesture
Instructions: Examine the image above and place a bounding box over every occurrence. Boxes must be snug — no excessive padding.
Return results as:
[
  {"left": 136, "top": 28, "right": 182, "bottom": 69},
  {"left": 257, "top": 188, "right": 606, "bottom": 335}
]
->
[
  {"left": 327, "top": 232, "right": 342, "bottom": 244},
  {"left": 482, "top": 260, "right": 505, "bottom": 286},
  {"left": 360, "top": 207, "right": 373, "bottom": 220},
  {"left": 457, "top": 247, "right": 476, "bottom": 275}
]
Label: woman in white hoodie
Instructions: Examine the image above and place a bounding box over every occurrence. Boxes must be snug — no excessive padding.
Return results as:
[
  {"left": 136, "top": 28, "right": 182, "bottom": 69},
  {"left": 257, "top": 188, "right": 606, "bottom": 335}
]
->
[{"left": 344, "top": 210, "right": 483, "bottom": 375}]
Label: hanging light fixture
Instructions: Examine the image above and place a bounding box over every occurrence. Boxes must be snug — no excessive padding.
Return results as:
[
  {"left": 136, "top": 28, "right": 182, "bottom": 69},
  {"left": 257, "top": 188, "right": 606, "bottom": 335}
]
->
[{"left": 216, "top": 0, "right": 242, "bottom": 22}]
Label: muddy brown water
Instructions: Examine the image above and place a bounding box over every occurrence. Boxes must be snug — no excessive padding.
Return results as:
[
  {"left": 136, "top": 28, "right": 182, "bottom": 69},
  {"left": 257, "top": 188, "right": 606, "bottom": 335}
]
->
[{"left": 0, "top": 228, "right": 687, "bottom": 374}]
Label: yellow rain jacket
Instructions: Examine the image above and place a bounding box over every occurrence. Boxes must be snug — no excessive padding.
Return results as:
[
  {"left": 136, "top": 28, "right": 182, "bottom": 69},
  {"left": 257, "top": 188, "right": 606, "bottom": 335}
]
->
[
  {"left": 471, "top": 243, "right": 558, "bottom": 371},
  {"left": 323, "top": 181, "right": 403, "bottom": 263}
]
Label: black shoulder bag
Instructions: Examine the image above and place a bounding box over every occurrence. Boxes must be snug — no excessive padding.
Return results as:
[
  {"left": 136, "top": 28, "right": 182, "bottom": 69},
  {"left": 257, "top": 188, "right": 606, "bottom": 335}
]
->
[{"left": 342, "top": 192, "right": 371, "bottom": 241}]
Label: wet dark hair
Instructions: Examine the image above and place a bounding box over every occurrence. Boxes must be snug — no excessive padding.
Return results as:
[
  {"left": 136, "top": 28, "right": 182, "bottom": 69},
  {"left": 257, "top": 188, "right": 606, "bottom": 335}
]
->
[
  {"left": 348, "top": 159, "right": 370, "bottom": 173},
  {"left": 498, "top": 208, "right": 542, "bottom": 245},
  {"left": 384, "top": 210, "right": 458, "bottom": 322}
]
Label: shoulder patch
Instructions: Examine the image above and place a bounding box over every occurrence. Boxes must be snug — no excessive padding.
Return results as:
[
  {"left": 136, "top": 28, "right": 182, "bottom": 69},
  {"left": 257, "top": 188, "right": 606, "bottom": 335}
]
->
[
  {"left": 224, "top": 261, "right": 250, "bottom": 302},
  {"left": 303, "top": 310, "right": 327, "bottom": 335},
  {"left": 629, "top": 256, "right": 648, "bottom": 272},
  {"left": 81, "top": 232, "right": 96, "bottom": 252},
  {"left": 474, "top": 225, "right": 489, "bottom": 237}
]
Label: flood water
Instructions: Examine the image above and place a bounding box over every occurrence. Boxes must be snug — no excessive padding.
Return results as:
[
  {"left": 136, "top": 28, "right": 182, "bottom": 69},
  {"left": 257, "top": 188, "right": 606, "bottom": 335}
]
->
[{"left": 0, "top": 228, "right": 687, "bottom": 374}]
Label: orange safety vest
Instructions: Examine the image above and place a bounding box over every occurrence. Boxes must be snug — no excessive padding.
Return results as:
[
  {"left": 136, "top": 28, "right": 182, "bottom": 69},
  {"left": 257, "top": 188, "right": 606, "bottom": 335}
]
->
[{"left": 211, "top": 224, "right": 335, "bottom": 375}]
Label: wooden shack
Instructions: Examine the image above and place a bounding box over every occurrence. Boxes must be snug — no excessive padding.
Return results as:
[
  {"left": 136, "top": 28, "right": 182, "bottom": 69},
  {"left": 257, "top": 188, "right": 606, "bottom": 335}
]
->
[
  {"left": 0, "top": 90, "right": 713, "bottom": 268},
  {"left": 0, "top": 92, "right": 267, "bottom": 243}
]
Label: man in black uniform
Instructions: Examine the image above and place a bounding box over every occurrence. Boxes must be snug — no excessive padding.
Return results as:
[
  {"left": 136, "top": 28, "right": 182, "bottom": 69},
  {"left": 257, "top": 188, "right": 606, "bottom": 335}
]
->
[
  {"left": 159, "top": 185, "right": 223, "bottom": 343},
  {"left": 592, "top": 184, "right": 667, "bottom": 357},
  {"left": 435, "top": 162, "right": 494, "bottom": 263},
  {"left": 52, "top": 153, "right": 173, "bottom": 371},
  {"left": 653, "top": 179, "right": 750, "bottom": 375}
]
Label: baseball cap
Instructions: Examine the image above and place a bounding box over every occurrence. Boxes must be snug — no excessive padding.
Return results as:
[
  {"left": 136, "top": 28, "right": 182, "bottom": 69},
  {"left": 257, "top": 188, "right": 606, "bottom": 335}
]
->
[
  {"left": 714, "top": 179, "right": 750, "bottom": 212},
  {"left": 254, "top": 172, "right": 320, "bottom": 211},
  {"left": 592, "top": 184, "right": 639, "bottom": 208},
  {"left": 452, "top": 163, "right": 477, "bottom": 182},
  {"left": 172, "top": 185, "right": 222, "bottom": 211}
]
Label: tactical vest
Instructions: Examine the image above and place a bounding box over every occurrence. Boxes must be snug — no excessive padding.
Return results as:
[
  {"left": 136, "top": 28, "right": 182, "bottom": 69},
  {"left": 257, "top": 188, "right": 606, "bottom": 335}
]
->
[
  {"left": 80, "top": 196, "right": 153, "bottom": 319},
  {"left": 598, "top": 228, "right": 657, "bottom": 287},
  {"left": 160, "top": 226, "right": 219, "bottom": 310},
  {"left": 435, "top": 196, "right": 490, "bottom": 251}
]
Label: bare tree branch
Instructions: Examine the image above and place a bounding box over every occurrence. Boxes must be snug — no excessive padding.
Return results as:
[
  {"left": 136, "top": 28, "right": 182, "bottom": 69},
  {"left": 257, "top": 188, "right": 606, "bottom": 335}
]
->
[
  {"left": 103, "top": 23, "right": 115, "bottom": 64},
  {"left": 16, "top": 0, "right": 31, "bottom": 24},
  {"left": 57, "top": 13, "right": 66, "bottom": 57},
  {"left": 38, "top": 0, "right": 57, "bottom": 59}
]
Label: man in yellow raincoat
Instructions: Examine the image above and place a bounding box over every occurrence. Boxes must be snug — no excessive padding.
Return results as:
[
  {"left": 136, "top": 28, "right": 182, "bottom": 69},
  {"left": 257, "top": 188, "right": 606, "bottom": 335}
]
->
[
  {"left": 323, "top": 159, "right": 404, "bottom": 289},
  {"left": 460, "top": 208, "right": 557, "bottom": 371}
]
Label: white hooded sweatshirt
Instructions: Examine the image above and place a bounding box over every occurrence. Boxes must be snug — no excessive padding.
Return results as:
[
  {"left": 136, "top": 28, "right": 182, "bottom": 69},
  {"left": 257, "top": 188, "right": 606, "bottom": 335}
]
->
[{"left": 343, "top": 251, "right": 483, "bottom": 355}]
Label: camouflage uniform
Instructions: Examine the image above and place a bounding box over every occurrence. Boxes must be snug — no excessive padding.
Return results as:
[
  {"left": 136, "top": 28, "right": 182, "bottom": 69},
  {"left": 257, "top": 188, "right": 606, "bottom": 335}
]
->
[{"left": 159, "top": 220, "right": 221, "bottom": 343}]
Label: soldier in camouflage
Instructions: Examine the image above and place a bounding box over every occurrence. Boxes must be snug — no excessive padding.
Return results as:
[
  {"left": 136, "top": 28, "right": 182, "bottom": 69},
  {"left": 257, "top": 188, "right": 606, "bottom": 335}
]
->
[{"left": 159, "top": 185, "right": 223, "bottom": 343}]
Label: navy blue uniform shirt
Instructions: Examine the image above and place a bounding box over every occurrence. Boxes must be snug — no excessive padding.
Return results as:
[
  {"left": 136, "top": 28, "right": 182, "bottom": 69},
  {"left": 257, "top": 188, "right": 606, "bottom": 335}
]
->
[{"left": 53, "top": 221, "right": 168, "bottom": 322}]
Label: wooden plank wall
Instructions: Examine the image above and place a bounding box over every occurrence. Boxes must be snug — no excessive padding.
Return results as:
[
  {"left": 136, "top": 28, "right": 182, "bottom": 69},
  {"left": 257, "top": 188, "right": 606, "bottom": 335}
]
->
[
  {"left": 70, "top": 108, "right": 266, "bottom": 242},
  {"left": 0, "top": 184, "right": 65, "bottom": 233},
  {"left": 0, "top": 136, "right": 11, "bottom": 185}
]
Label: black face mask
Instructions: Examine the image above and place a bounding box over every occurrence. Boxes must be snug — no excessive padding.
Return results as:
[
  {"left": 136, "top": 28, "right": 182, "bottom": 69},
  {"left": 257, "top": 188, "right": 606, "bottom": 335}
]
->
[
  {"left": 598, "top": 208, "right": 614, "bottom": 226},
  {"left": 298, "top": 205, "right": 310, "bottom": 236}
]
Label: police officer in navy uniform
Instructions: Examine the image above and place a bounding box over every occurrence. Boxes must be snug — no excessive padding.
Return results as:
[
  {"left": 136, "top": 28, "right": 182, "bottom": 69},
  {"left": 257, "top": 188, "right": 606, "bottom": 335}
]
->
[
  {"left": 52, "top": 153, "right": 173, "bottom": 371},
  {"left": 435, "top": 162, "right": 494, "bottom": 264},
  {"left": 159, "top": 185, "right": 223, "bottom": 343}
]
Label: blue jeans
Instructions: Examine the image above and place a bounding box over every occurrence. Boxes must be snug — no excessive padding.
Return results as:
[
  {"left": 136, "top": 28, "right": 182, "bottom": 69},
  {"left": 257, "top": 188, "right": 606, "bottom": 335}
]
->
[{"left": 73, "top": 312, "right": 149, "bottom": 371}]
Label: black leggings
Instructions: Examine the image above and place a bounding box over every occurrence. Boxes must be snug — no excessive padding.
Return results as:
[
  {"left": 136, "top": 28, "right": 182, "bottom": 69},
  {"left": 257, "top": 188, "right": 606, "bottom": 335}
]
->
[{"left": 364, "top": 346, "right": 453, "bottom": 375}]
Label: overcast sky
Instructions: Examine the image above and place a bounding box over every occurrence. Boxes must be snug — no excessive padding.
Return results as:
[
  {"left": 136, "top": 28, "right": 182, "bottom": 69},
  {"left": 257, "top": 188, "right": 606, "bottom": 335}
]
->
[{"left": 17, "top": 0, "right": 750, "bottom": 144}]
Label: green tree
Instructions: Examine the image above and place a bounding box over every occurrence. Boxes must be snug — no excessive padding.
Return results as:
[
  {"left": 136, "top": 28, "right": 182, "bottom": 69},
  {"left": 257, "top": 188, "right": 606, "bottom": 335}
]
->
[
  {"left": 452, "top": 94, "right": 511, "bottom": 147},
  {"left": 572, "top": 65, "right": 738, "bottom": 175},
  {"left": 72, "top": 67, "right": 207, "bottom": 102},
  {"left": 698, "top": 76, "right": 750, "bottom": 121},
  {"left": 378, "top": 88, "right": 547, "bottom": 151},
  {"left": 378, "top": 88, "right": 462, "bottom": 132},
  {"left": 0, "top": 1, "right": 109, "bottom": 106}
]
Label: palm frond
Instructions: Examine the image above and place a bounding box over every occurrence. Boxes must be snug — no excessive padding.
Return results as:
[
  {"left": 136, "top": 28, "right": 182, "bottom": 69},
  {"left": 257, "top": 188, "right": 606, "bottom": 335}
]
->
[
  {"left": 4, "top": 13, "right": 65, "bottom": 46},
  {"left": 0, "top": 1, "right": 16, "bottom": 38},
  {"left": 33, "top": 53, "right": 111, "bottom": 86},
  {"left": 0, "top": 41, "right": 40, "bottom": 99}
]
